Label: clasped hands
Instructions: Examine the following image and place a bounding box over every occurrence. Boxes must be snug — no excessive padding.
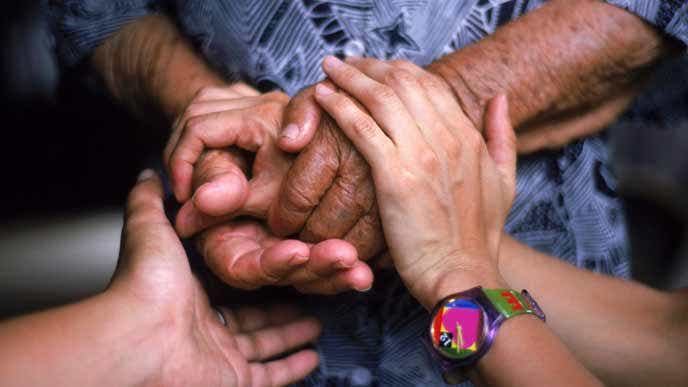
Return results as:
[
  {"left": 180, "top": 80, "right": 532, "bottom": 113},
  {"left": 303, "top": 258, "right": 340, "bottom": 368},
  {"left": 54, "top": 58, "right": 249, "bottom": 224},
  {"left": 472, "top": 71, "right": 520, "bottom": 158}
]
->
[{"left": 164, "top": 57, "right": 516, "bottom": 300}]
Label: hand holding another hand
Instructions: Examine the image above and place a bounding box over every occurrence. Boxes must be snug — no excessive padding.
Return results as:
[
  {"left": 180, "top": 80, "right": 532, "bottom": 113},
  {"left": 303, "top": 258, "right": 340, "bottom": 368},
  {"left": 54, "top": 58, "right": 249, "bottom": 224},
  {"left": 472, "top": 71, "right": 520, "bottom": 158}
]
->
[
  {"left": 312, "top": 56, "right": 517, "bottom": 308},
  {"left": 164, "top": 84, "right": 373, "bottom": 294}
]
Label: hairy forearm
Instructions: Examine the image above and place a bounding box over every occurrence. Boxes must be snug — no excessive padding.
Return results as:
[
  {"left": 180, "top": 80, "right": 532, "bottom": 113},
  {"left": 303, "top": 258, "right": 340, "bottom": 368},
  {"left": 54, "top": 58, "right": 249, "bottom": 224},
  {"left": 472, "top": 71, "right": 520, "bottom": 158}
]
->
[
  {"left": 0, "top": 291, "right": 165, "bottom": 387},
  {"left": 428, "top": 0, "right": 672, "bottom": 132},
  {"left": 498, "top": 235, "right": 688, "bottom": 386},
  {"left": 92, "top": 14, "right": 228, "bottom": 121}
]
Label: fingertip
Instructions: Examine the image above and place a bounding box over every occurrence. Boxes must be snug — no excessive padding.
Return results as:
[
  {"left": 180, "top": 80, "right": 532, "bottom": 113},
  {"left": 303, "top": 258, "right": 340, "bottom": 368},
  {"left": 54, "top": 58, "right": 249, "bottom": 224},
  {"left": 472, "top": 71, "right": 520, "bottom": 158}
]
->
[
  {"left": 174, "top": 200, "right": 198, "bottom": 238},
  {"left": 171, "top": 162, "right": 193, "bottom": 202},
  {"left": 348, "top": 262, "right": 374, "bottom": 292},
  {"left": 128, "top": 169, "right": 165, "bottom": 207},
  {"left": 136, "top": 168, "right": 156, "bottom": 182}
]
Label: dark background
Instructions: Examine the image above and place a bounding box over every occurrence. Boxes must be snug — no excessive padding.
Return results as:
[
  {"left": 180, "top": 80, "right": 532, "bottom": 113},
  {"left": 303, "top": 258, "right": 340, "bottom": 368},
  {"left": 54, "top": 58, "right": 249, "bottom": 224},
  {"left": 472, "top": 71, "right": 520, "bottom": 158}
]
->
[{"left": 1, "top": 2, "right": 166, "bottom": 220}]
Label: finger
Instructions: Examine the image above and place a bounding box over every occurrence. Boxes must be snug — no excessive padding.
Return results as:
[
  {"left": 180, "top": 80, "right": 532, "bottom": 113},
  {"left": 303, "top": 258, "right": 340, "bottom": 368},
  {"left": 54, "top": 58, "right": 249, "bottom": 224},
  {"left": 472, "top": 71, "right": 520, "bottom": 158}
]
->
[
  {"left": 342, "top": 205, "right": 386, "bottom": 261},
  {"left": 120, "top": 170, "right": 187, "bottom": 267},
  {"left": 168, "top": 109, "right": 269, "bottom": 202},
  {"left": 236, "top": 317, "right": 321, "bottom": 361},
  {"left": 300, "top": 150, "right": 374, "bottom": 242},
  {"left": 175, "top": 203, "right": 234, "bottom": 238},
  {"left": 164, "top": 89, "right": 258, "bottom": 171},
  {"left": 199, "top": 223, "right": 311, "bottom": 289},
  {"left": 267, "top": 120, "right": 340, "bottom": 237},
  {"left": 240, "top": 141, "right": 292, "bottom": 220},
  {"left": 294, "top": 261, "right": 373, "bottom": 294},
  {"left": 174, "top": 149, "right": 250, "bottom": 237},
  {"left": 313, "top": 83, "right": 394, "bottom": 168},
  {"left": 192, "top": 149, "right": 250, "bottom": 216},
  {"left": 278, "top": 83, "right": 328, "bottom": 152},
  {"left": 322, "top": 55, "right": 419, "bottom": 143},
  {"left": 249, "top": 350, "right": 319, "bottom": 387},
  {"left": 484, "top": 95, "right": 517, "bottom": 188},
  {"left": 350, "top": 57, "right": 471, "bottom": 135},
  {"left": 194, "top": 86, "right": 255, "bottom": 102},
  {"left": 304, "top": 239, "right": 358, "bottom": 274}
]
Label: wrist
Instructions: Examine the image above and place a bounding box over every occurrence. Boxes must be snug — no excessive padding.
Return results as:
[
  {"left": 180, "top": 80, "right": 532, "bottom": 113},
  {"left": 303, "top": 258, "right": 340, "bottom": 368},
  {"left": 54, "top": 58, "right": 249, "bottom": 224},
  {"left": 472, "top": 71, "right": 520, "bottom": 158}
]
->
[{"left": 407, "top": 255, "right": 506, "bottom": 310}]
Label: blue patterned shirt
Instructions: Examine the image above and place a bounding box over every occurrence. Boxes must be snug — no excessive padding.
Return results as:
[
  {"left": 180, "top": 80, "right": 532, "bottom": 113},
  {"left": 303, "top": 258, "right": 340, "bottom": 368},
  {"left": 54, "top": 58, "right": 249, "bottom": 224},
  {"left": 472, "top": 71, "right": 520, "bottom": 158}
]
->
[{"left": 50, "top": 1, "right": 688, "bottom": 385}]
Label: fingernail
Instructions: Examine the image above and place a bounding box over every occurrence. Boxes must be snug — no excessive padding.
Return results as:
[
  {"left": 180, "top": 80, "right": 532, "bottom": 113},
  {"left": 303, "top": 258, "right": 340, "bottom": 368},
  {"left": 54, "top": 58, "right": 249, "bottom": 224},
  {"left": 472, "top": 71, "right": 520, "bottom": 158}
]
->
[
  {"left": 137, "top": 169, "right": 155, "bottom": 182},
  {"left": 290, "top": 255, "right": 309, "bottom": 266},
  {"left": 315, "top": 83, "right": 335, "bottom": 96},
  {"left": 322, "top": 55, "right": 343, "bottom": 70},
  {"left": 356, "top": 285, "right": 373, "bottom": 293},
  {"left": 345, "top": 56, "right": 362, "bottom": 63},
  {"left": 335, "top": 259, "right": 354, "bottom": 270},
  {"left": 281, "top": 123, "right": 301, "bottom": 141}
]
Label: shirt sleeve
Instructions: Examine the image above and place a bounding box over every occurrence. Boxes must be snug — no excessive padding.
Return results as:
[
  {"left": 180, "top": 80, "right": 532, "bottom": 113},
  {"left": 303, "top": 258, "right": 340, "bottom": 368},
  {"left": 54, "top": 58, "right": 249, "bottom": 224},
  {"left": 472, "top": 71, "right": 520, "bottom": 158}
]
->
[
  {"left": 50, "top": 0, "right": 165, "bottom": 67},
  {"left": 605, "top": 0, "right": 688, "bottom": 45}
]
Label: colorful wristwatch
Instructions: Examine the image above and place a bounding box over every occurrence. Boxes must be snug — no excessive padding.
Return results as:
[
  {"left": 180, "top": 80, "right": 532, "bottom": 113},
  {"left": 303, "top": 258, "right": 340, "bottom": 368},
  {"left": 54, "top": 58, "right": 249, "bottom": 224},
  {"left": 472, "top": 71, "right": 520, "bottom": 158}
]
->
[{"left": 427, "top": 286, "right": 545, "bottom": 383}]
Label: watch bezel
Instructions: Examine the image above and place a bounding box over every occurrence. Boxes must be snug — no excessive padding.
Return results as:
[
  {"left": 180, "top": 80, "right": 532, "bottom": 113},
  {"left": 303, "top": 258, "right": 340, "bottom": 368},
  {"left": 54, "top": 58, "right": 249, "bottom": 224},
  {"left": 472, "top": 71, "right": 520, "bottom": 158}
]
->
[{"left": 428, "top": 287, "right": 505, "bottom": 367}]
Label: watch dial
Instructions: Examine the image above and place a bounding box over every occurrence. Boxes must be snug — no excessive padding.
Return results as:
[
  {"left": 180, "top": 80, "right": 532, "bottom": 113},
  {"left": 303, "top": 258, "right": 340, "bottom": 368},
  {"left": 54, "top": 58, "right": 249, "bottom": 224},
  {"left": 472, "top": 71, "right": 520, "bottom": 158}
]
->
[{"left": 431, "top": 298, "right": 484, "bottom": 359}]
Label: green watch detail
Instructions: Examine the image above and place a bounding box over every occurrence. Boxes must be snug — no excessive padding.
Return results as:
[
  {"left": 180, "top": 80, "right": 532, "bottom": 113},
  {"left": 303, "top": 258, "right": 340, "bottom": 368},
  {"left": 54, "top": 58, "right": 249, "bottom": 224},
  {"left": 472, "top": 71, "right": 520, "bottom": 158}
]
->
[{"left": 482, "top": 288, "right": 540, "bottom": 319}]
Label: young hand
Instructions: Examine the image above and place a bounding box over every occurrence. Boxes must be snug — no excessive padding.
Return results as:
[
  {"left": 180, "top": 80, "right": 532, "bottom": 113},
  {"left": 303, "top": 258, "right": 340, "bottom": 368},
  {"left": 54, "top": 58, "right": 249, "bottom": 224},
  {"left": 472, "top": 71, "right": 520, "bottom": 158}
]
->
[
  {"left": 111, "top": 170, "right": 323, "bottom": 386},
  {"left": 313, "top": 56, "right": 517, "bottom": 308}
]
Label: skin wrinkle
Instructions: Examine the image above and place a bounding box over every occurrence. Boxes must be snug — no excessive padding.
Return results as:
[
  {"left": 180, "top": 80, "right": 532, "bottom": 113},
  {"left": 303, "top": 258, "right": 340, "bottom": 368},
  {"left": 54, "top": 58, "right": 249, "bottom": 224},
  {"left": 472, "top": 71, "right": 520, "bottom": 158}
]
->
[
  {"left": 301, "top": 141, "right": 374, "bottom": 242},
  {"left": 271, "top": 0, "right": 674, "bottom": 260}
]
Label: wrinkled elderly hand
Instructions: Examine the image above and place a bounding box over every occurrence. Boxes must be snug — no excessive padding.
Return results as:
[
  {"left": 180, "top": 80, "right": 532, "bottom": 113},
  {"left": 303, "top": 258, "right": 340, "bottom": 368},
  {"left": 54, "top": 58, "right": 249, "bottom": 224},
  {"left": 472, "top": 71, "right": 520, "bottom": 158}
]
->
[
  {"left": 269, "top": 60, "right": 460, "bottom": 261},
  {"left": 270, "top": 111, "right": 384, "bottom": 260}
]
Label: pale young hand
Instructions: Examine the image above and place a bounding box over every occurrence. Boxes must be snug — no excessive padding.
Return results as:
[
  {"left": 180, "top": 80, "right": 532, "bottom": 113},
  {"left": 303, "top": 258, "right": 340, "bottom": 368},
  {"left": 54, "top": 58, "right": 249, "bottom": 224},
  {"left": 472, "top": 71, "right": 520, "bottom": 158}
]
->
[
  {"left": 109, "top": 170, "right": 323, "bottom": 386},
  {"left": 312, "top": 56, "right": 517, "bottom": 308}
]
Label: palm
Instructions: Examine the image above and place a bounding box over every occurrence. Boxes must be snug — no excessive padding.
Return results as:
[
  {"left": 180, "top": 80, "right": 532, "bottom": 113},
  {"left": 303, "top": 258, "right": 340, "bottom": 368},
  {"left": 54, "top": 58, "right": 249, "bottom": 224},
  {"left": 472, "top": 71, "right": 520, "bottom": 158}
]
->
[{"left": 111, "top": 174, "right": 321, "bottom": 387}]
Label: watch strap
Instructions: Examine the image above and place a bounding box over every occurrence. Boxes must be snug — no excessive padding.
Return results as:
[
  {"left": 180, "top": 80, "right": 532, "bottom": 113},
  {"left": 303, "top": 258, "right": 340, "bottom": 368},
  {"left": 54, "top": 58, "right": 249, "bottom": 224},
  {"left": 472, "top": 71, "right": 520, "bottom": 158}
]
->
[{"left": 482, "top": 288, "right": 545, "bottom": 321}]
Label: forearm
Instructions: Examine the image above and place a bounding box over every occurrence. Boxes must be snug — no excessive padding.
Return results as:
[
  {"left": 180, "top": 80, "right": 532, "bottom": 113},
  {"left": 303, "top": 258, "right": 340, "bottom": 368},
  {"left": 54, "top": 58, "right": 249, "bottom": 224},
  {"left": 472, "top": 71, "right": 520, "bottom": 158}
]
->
[
  {"left": 0, "top": 291, "right": 164, "bottom": 387},
  {"left": 498, "top": 235, "right": 688, "bottom": 386},
  {"left": 428, "top": 0, "right": 672, "bottom": 131},
  {"left": 93, "top": 14, "right": 245, "bottom": 121}
]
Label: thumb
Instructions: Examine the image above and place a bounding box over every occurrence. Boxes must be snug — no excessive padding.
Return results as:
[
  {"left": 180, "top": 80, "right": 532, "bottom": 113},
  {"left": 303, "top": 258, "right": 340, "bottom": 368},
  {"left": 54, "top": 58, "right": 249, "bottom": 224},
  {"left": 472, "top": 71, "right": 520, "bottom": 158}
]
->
[
  {"left": 278, "top": 83, "right": 329, "bottom": 152},
  {"left": 120, "top": 169, "right": 187, "bottom": 267},
  {"left": 484, "top": 94, "right": 517, "bottom": 190}
]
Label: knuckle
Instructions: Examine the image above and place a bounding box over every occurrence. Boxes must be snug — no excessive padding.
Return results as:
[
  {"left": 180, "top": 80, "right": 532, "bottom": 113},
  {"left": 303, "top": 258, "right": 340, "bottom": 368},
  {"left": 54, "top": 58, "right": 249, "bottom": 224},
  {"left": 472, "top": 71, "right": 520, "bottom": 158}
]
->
[
  {"left": 265, "top": 90, "right": 289, "bottom": 105},
  {"left": 367, "top": 84, "right": 397, "bottom": 104},
  {"left": 350, "top": 116, "right": 378, "bottom": 140},
  {"left": 420, "top": 73, "right": 449, "bottom": 92},
  {"left": 385, "top": 68, "right": 417, "bottom": 88},
  {"left": 418, "top": 152, "right": 441, "bottom": 173},
  {"left": 445, "top": 136, "right": 462, "bottom": 160},
  {"left": 390, "top": 59, "right": 416, "bottom": 71},
  {"left": 194, "top": 86, "right": 220, "bottom": 101},
  {"left": 183, "top": 103, "right": 205, "bottom": 119},
  {"left": 185, "top": 115, "right": 207, "bottom": 137}
]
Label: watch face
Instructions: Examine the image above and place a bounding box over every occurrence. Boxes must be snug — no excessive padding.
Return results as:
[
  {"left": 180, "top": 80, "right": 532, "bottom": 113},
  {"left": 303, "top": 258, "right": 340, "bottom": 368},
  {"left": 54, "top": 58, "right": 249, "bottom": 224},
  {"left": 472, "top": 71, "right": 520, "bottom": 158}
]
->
[{"left": 430, "top": 297, "right": 485, "bottom": 360}]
